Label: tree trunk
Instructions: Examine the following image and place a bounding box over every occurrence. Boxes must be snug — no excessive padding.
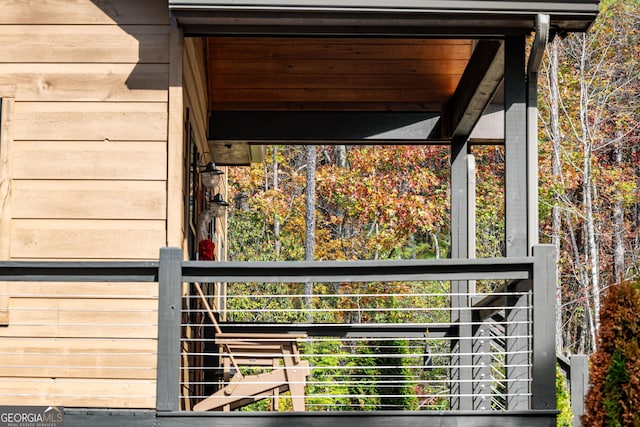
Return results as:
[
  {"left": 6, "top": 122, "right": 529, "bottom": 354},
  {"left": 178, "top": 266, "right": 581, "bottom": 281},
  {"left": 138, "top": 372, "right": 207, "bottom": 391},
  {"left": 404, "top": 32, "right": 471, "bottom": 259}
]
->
[
  {"left": 335, "top": 145, "right": 347, "bottom": 168},
  {"left": 273, "top": 145, "right": 281, "bottom": 258},
  {"left": 635, "top": 143, "right": 640, "bottom": 278},
  {"left": 548, "top": 38, "right": 564, "bottom": 353},
  {"left": 305, "top": 145, "right": 317, "bottom": 261},
  {"left": 612, "top": 135, "right": 625, "bottom": 282},
  {"left": 578, "top": 34, "right": 599, "bottom": 349},
  {"left": 304, "top": 145, "right": 316, "bottom": 320},
  {"left": 563, "top": 207, "right": 593, "bottom": 354}
]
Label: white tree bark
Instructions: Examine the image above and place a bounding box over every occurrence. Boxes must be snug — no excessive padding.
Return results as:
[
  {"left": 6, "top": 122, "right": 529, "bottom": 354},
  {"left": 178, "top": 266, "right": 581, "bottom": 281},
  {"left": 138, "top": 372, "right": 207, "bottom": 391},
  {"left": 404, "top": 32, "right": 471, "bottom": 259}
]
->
[
  {"left": 612, "top": 135, "right": 625, "bottom": 282},
  {"left": 304, "top": 145, "right": 316, "bottom": 320},
  {"left": 273, "top": 145, "right": 281, "bottom": 258},
  {"left": 547, "top": 38, "right": 564, "bottom": 353},
  {"left": 577, "top": 33, "right": 599, "bottom": 348}
]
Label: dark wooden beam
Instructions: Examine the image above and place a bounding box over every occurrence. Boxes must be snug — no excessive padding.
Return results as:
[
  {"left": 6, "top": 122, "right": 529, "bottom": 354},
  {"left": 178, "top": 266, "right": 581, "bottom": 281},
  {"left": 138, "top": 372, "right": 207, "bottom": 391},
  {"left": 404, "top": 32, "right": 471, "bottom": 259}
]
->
[
  {"left": 209, "top": 111, "right": 440, "bottom": 142},
  {"left": 434, "top": 40, "right": 504, "bottom": 141}
]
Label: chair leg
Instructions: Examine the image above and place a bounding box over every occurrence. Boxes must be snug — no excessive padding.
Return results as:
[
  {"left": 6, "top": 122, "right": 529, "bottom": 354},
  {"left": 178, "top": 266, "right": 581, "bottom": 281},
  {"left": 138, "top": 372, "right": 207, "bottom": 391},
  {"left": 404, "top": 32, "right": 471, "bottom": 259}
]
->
[
  {"left": 282, "top": 351, "right": 309, "bottom": 412},
  {"left": 289, "top": 379, "right": 305, "bottom": 412},
  {"left": 272, "top": 358, "right": 280, "bottom": 411}
]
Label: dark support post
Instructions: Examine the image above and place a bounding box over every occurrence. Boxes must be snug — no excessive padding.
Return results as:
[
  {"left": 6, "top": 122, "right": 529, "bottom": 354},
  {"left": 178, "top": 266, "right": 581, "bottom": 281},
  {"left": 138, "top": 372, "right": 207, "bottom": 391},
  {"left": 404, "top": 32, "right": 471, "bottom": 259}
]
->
[
  {"left": 526, "top": 14, "right": 549, "bottom": 255},
  {"left": 527, "top": 60, "right": 540, "bottom": 254},
  {"left": 504, "top": 35, "right": 530, "bottom": 410},
  {"left": 466, "top": 155, "right": 490, "bottom": 410},
  {"left": 450, "top": 136, "right": 473, "bottom": 410},
  {"left": 527, "top": 68, "right": 539, "bottom": 255},
  {"left": 570, "top": 354, "right": 589, "bottom": 426},
  {"left": 450, "top": 137, "right": 469, "bottom": 261},
  {"left": 532, "top": 244, "right": 557, "bottom": 410},
  {"left": 504, "top": 35, "right": 528, "bottom": 257},
  {"left": 157, "top": 247, "right": 183, "bottom": 412}
]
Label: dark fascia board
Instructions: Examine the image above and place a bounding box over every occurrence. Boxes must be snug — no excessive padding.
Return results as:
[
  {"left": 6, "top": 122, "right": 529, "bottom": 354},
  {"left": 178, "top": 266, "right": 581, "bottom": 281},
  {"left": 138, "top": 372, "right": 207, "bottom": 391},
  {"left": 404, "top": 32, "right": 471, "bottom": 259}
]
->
[{"left": 169, "top": 0, "right": 599, "bottom": 36}]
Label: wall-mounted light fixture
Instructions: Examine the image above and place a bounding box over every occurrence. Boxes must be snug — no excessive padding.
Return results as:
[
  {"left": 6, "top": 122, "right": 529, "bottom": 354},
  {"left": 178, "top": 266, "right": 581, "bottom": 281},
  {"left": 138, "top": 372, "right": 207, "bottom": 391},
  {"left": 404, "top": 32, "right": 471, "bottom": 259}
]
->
[
  {"left": 200, "top": 161, "right": 224, "bottom": 190},
  {"left": 208, "top": 193, "right": 230, "bottom": 218},
  {"left": 199, "top": 160, "right": 229, "bottom": 218}
]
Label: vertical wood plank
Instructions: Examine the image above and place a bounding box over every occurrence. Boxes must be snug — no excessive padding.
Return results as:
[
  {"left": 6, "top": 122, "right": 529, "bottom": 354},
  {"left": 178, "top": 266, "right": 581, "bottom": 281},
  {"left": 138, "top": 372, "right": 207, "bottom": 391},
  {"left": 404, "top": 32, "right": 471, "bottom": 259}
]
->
[
  {"left": 449, "top": 136, "right": 473, "bottom": 410},
  {"left": 532, "top": 244, "right": 558, "bottom": 410},
  {"left": 466, "top": 154, "right": 490, "bottom": 410},
  {"left": 156, "top": 247, "right": 183, "bottom": 412},
  {"left": 183, "top": 38, "right": 209, "bottom": 143},
  {"left": 504, "top": 36, "right": 530, "bottom": 410},
  {"left": 504, "top": 36, "right": 528, "bottom": 258},
  {"left": 0, "top": 96, "right": 14, "bottom": 258},
  {"left": 167, "top": 25, "right": 185, "bottom": 248},
  {"left": 527, "top": 73, "right": 540, "bottom": 254},
  {"left": 0, "top": 95, "right": 15, "bottom": 324},
  {"left": 450, "top": 137, "right": 469, "bottom": 260},
  {"left": 570, "top": 354, "right": 589, "bottom": 426}
]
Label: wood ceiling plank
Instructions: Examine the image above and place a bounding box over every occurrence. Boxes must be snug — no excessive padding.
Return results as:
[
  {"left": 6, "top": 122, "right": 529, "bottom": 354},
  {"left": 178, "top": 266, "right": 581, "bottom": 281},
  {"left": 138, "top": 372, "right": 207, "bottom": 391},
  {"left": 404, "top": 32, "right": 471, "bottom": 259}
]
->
[
  {"left": 211, "top": 38, "right": 472, "bottom": 46},
  {"left": 211, "top": 73, "right": 461, "bottom": 90},
  {"left": 209, "top": 59, "right": 470, "bottom": 75},
  {"left": 211, "top": 88, "right": 451, "bottom": 103},
  {"left": 209, "top": 101, "right": 442, "bottom": 111},
  {"left": 205, "top": 37, "right": 474, "bottom": 111},
  {"left": 209, "top": 39, "right": 473, "bottom": 60}
]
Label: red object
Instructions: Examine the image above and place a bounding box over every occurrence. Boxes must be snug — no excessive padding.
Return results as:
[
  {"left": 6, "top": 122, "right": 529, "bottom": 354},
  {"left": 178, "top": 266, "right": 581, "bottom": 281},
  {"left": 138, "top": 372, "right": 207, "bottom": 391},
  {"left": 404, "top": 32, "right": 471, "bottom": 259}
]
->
[{"left": 199, "top": 239, "right": 215, "bottom": 260}]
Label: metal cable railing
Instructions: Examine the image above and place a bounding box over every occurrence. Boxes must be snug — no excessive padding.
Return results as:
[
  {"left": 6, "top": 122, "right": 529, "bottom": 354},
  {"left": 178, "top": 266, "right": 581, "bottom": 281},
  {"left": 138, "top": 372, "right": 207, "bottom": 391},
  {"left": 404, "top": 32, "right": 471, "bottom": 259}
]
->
[{"left": 180, "top": 281, "right": 532, "bottom": 412}]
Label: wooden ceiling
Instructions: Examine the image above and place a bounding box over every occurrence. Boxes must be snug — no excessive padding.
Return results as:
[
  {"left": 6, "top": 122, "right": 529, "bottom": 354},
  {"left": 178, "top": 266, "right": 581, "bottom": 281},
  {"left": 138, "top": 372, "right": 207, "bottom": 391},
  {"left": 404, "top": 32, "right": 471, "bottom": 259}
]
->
[{"left": 205, "top": 37, "right": 474, "bottom": 112}]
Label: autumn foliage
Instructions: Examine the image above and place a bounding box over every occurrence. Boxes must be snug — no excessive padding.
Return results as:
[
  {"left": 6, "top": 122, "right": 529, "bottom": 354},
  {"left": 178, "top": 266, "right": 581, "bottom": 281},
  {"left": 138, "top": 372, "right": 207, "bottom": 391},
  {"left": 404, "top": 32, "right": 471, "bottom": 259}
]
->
[{"left": 581, "top": 280, "right": 640, "bottom": 426}]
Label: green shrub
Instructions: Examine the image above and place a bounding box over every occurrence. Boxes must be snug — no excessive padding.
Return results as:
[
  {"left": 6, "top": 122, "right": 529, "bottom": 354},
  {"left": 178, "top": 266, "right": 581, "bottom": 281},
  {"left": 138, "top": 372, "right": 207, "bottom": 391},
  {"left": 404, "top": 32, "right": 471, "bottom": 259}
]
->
[
  {"left": 373, "top": 339, "right": 419, "bottom": 410},
  {"left": 556, "top": 366, "right": 572, "bottom": 427}
]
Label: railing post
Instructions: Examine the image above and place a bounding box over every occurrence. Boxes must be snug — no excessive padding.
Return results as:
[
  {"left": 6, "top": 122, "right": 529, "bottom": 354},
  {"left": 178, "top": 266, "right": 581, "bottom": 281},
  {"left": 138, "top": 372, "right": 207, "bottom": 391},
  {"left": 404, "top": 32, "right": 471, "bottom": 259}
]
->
[
  {"left": 570, "top": 354, "right": 589, "bottom": 426},
  {"left": 504, "top": 34, "right": 530, "bottom": 410},
  {"left": 449, "top": 139, "right": 473, "bottom": 410},
  {"left": 156, "top": 247, "right": 183, "bottom": 412},
  {"left": 532, "top": 244, "right": 557, "bottom": 409}
]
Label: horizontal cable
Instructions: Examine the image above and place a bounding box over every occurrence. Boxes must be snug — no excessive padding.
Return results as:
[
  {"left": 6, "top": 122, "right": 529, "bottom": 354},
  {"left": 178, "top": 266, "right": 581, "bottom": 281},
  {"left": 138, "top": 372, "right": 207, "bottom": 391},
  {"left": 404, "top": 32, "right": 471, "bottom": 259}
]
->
[
  {"left": 184, "top": 306, "right": 532, "bottom": 313},
  {"left": 181, "top": 350, "right": 531, "bottom": 359},
  {"left": 182, "top": 392, "right": 531, "bottom": 400},
  {"left": 181, "top": 320, "right": 531, "bottom": 328},
  {"left": 185, "top": 291, "right": 531, "bottom": 299},
  {"left": 181, "top": 334, "right": 533, "bottom": 343}
]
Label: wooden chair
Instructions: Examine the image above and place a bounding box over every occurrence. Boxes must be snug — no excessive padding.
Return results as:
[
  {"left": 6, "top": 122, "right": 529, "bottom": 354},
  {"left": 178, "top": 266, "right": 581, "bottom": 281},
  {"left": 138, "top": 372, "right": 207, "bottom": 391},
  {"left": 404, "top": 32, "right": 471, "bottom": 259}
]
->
[{"left": 192, "top": 283, "right": 310, "bottom": 412}]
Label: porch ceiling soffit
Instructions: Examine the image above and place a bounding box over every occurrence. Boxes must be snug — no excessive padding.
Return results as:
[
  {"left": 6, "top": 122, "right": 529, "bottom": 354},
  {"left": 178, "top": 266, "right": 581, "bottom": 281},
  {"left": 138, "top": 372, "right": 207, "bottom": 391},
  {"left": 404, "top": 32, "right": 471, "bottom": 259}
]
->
[
  {"left": 205, "top": 39, "right": 504, "bottom": 153},
  {"left": 168, "top": 0, "right": 599, "bottom": 36}
]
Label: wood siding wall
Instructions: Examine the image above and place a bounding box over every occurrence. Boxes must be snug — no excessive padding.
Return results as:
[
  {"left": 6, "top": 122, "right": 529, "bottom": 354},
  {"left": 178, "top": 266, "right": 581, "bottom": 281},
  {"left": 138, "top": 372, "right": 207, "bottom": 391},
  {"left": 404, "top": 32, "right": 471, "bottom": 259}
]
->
[
  {"left": 0, "top": 0, "right": 172, "bottom": 409},
  {"left": 184, "top": 37, "right": 228, "bottom": 261}
]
